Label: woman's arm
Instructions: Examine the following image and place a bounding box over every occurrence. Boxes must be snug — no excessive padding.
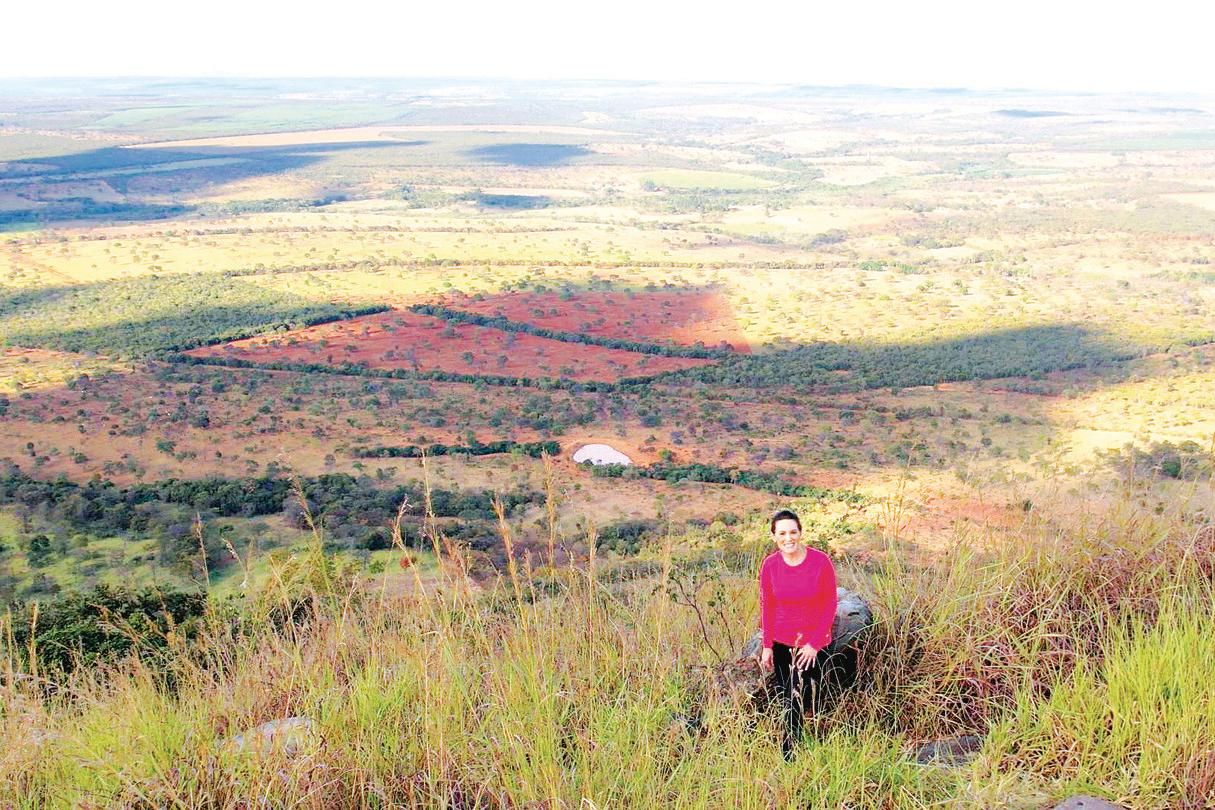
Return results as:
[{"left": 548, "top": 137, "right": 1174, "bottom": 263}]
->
[
  {"left": 759, "top": 560, "right": 775, "bottom": 670},
  {"left": 804, "top": 553, "right": 837, "bottom": 652},
  {"left": 759, "top": 560, "right": 775, "bottom": 650}
]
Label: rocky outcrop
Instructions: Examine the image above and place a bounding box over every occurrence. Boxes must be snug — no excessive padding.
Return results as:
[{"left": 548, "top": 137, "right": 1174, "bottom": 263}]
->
[{"left": 696, "top": 587, "right": 873, "bottom": 713}]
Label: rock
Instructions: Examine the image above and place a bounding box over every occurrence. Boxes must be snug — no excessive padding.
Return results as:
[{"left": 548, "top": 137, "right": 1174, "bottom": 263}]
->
[
  {"left": 829, "top": 588, "right": 874, "bottom": 648},
  {"left": 701, "top": 656, "right": 767, "bottom": 709},
  {"left": 663, "top": 711, "right": 704, "bottom": 741},
  {"left": 739, "top": 587, "right": 874, "bottom": 659},
  {"left": 913, "top": 735, "right": 984, "bottom": 766},
  {"left": 226, "top": 716, "right": 319, "bottom": 758},
  {"left": 1051, "top": 797, "right": 1126, "bottom": 810},
  {"left": 689, "top": 587, "right": 873, "bottom": 720}
]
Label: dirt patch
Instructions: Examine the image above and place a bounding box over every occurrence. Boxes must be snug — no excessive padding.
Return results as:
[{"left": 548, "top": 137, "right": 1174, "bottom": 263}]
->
[
  {"left": 186, "top": 309, "right": 713, "bottom": 382},
  {"left": 444, "top": 288, "right": 750, "bottom": 353},
  {"left": 893, "top": 493, "right": 1024, "bottom": 543}
]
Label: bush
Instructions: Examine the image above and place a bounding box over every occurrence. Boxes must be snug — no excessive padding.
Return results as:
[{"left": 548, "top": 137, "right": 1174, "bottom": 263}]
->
[
  {"left": 597, "top": 519, "right": 661, "bottom": 555},
  {"left": 1105, "top": 440, "right": 1214, "bottom": 480},
  {"left": 9, "top": 584, "right": 208, "bottom": 674}
]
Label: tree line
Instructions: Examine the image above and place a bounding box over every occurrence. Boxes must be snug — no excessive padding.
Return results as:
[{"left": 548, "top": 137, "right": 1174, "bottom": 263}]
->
[
  {"left": 587, "top": 461, "right": 865, "bottom": 503},
  {"left": 0, "top": 468, "right": 546, "bottom": 577},
  {"left": 656, "top": 324, "right": 1161, "bottom": 392},
  {"left": 352, "top": 440, "right": 560, "bottom": 459},
  {"left": 173, "top": 352, "right": 655, "bottom": 392},
  {"left": 409, "top": 303, "right": 733, "bottom": 358}
]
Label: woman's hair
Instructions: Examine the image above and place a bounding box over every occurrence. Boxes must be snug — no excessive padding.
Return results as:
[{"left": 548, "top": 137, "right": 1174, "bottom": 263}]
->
[{"left": 769, "top": 508, "right": 801, "bottom": 534}]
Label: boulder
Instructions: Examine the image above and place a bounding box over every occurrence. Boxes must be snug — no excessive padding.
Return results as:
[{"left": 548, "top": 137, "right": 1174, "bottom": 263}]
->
[
  {"left": 225, "top": 716, "right": 319, "bottom": 758},
  {"left": 1051, "top": 797, "right": 1125, "bottom": 810},
  {"left": 913, "top": 735, "right": 984, "bottom": 766},
  {"left": 699, "top": 587, "right": 873, "bottom": 712},
  {"left": 739, "top": 587, "right": 874, "bottom": 659}
]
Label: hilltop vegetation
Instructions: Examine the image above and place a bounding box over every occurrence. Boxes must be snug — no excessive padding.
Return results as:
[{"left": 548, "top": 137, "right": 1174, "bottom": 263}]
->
[
  {"left": 664, "top": 323, "right": 1168, "bottom": 392},
  {"left": 1, "top": 79, "right": 1214, "bottom": 806}
]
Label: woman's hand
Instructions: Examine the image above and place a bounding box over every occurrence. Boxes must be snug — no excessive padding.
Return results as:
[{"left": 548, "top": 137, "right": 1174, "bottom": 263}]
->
[
  {"left": 795, "top": 644, "right": 818, "bottom": 671},
  {"left": 760, "top": 647, "right": 774, "bottom": 672}
]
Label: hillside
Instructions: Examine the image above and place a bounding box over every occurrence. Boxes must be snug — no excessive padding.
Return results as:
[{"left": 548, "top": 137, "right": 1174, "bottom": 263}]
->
[{"left": 1, "top": 79, "right": 1213, "bottom": 807}]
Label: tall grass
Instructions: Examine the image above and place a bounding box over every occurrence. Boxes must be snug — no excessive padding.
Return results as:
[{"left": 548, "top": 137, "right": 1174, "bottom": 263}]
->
[{"left": 1, "top": 483, "right": 1212, "bottom": 808}]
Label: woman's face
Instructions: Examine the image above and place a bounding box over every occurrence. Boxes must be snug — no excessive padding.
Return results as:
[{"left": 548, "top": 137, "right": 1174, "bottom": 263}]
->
[{"left": 772, "top": 518, "right": 802, "bottom": 555}]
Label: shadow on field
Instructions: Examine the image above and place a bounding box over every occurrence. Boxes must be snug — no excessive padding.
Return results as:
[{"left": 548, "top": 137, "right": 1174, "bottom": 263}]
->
[
  {"left": 0, "top": 140, "right": 424, "bottom": 229},
  {"left": 466, "top": 143, "right": 592, "bottom": 166},
  {"left": 0, "top": 275, "right": 374, "bottom": 357},
  {"left": 661, "top": 323, "right": 1166, "bottom": 392},
  {"left": 467, "top": 193, "right": 557, "bottom": 209},
  {"left": 4, "top": 270, "right": 1204, "bottom": 395}
]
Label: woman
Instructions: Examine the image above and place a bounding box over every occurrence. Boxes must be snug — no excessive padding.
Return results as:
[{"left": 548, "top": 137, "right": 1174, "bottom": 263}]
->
[{"left": 758, "top": 508, "right": 837, "bottom": 760}]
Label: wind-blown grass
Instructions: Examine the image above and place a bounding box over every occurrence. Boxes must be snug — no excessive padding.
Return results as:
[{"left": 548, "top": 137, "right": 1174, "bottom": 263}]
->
[{"left": 1, "top": 485, "right": 1212, "bottom": 808}]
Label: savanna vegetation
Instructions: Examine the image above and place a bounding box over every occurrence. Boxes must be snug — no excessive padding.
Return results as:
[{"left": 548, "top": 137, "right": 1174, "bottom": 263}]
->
[
  {"left": 0, "top": 468, "right": 548, "bottom": 601},
  {"left": 1, "top": 78, "right": 1214, "bottom": 807},
  {"left": 352, "top": 439, "right": 561, "bottom": 459},
  {"left": 588, "top": 460, "right": 867, "bottom": 503}
]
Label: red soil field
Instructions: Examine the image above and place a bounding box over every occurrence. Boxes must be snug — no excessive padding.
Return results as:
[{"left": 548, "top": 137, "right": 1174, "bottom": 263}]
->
[
  {"left": 186, "top": 310, "right": 713, "bottom": 382},
  {"left": 443, "top": 288, "right": 751, "bottom": 353}
]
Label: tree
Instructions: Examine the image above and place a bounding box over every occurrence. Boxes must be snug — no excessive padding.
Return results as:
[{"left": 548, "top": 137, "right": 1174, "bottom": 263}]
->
[{"left": 27, "top": 534, "right": 52, "bottom": 567}]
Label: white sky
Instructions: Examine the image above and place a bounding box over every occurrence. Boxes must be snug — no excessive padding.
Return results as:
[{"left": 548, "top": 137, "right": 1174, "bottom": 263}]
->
[{"left": 4, "top": 0, "right": 1213, "bottom": 94}]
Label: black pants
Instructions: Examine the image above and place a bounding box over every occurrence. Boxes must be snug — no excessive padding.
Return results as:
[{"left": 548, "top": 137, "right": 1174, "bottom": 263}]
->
[{"left": 772, "top": 642, "right": 827, "bottom": 759}]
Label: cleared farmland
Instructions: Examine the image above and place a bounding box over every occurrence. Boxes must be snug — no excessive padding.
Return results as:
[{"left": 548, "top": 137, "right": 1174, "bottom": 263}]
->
[
  {"left": 184, "top": 308, "right": 714, "bottom": 382},
  {"left": 439, "top": 287, "right": 751, "bottom": 351}
]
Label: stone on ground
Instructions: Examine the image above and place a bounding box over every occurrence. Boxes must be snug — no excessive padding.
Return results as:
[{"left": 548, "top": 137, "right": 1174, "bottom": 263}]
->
[
  {"left": 226, "top": 716, "right": 319, "bottom": 758},
  {"left": 1051, "top": 796, "right": 1125, "bottom": 810}
]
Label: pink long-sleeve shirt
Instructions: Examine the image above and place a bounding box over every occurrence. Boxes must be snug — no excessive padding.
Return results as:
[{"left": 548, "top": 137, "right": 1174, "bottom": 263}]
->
[{"left": 759, "top": 548, "right": 837, "bottom": 650}]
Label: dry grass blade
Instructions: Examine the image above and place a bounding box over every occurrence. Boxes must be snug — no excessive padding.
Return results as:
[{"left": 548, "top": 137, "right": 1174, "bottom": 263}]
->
[
  {"left": 493, "top": 495, "right": 524, "bottom": 606},
  {"left": 542, "top": 451, "right": 559, "bottom": 568}
]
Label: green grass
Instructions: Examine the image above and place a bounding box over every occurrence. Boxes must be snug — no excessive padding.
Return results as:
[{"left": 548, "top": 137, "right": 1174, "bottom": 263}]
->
[
  {"left": 2, "top": 484, "right": 1211, "bottom": 807},
  {"left": 982, "top": 594, "right": 1215, "bottom": 804},
  {"left": 0, "top": 526, "right": 190, "bottom": 597}
]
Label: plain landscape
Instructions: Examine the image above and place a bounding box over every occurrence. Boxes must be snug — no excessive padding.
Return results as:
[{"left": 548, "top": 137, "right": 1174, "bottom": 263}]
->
[{"left": 0, "top": 77, "right": 1213, "bottom": 808}]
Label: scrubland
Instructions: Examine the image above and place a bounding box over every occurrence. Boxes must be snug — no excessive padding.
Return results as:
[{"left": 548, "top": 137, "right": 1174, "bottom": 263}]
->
[{"left": 1, "top": 79, "right": 1214, "bottom": 806}]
